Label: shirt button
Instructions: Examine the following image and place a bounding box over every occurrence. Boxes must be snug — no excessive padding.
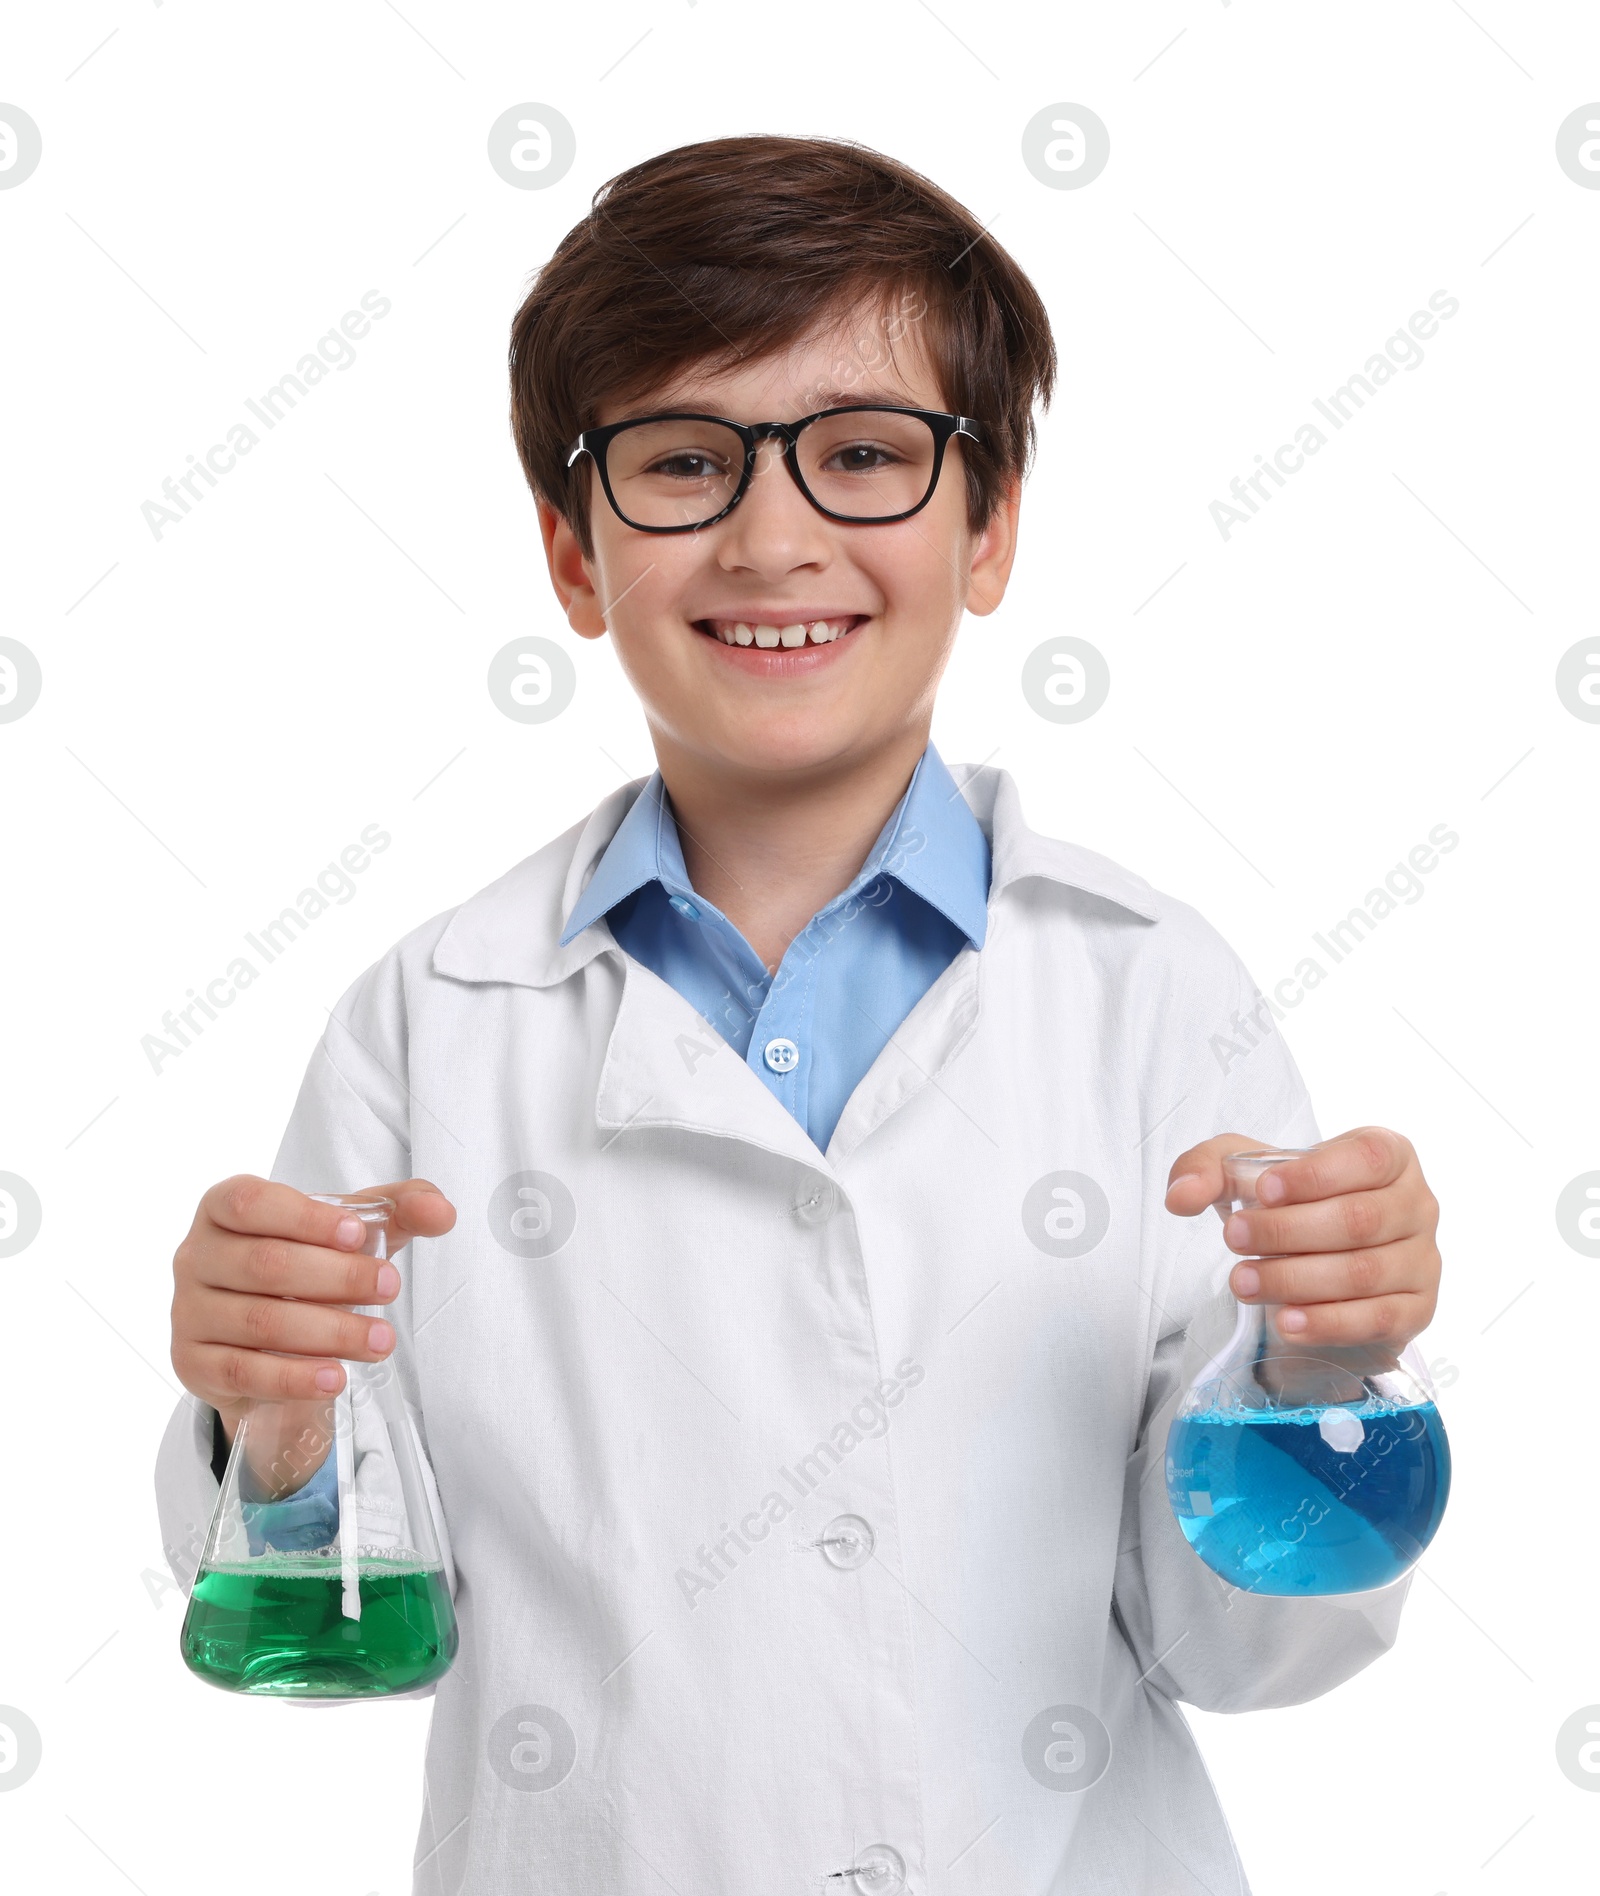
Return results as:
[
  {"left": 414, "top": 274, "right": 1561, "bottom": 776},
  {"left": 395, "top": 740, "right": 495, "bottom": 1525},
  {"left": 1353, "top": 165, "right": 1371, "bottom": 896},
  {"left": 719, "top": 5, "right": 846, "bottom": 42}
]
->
[
  {"left": 848, "top": 1843, "right": 906, "bottom": 1892},
  {"left": 667, "top": 894, "right": 701, "bottom": 921},
  {"left": 818, "top": 1514, "right": 875, "bottom": 1571},
  {"left": 762, "top": 1035, "right": 799, "bottom": 1073},
  {"left": 793, "top": 1180, "right": 838, "bottom": 1225}
]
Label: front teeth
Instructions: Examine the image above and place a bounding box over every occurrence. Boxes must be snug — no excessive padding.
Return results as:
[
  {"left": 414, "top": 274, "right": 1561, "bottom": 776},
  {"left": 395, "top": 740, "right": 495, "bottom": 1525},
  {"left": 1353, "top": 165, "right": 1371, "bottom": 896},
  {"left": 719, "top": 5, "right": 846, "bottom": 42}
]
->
[{"left": 710, "top": 619, "right": 855, "bottom": 647}]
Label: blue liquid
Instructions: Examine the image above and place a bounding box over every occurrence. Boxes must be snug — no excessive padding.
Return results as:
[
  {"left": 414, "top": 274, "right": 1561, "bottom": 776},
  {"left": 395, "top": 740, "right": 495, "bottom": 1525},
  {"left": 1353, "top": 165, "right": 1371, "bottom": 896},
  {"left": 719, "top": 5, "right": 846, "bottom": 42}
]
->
[{"left": 1166, "top": 1400, "right": 1450, "bottom": 1594}]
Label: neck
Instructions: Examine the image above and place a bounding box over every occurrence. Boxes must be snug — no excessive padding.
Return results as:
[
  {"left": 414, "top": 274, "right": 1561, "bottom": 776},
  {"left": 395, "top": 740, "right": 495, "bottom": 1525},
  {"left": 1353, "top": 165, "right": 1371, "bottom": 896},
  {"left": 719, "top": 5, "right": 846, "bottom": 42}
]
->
[{"left": 651, "top": 730, "right": 930, "bottom": 972}]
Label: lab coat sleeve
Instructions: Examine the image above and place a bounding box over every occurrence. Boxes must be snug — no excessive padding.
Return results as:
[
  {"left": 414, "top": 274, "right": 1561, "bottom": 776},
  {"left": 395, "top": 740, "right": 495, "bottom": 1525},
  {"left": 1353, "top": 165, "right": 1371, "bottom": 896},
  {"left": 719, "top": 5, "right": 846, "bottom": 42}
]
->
[
  {"left": 154, "top": 954, "right": 458, "bottom": 1638},
  {"left": 1111, "top": 948, "right": 1411, "bottom": 1713}
]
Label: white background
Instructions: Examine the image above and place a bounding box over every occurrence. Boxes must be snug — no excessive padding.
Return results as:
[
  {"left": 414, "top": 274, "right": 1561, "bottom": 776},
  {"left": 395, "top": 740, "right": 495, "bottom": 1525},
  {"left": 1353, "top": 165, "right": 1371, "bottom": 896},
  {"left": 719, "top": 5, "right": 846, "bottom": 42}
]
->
[{"left": 2, "top": 3, "right": 1597, "bottom": 1891}]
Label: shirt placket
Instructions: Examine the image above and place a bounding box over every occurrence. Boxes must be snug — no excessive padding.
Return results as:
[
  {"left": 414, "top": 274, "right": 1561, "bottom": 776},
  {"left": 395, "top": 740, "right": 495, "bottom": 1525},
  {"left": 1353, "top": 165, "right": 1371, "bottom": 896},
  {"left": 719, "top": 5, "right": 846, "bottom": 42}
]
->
[
  {"left": 706, "top": 920, "right": 771, "bottom": 1053},
  {"left": 744, "top": 920, "right": 820, "bottom": 1135}
]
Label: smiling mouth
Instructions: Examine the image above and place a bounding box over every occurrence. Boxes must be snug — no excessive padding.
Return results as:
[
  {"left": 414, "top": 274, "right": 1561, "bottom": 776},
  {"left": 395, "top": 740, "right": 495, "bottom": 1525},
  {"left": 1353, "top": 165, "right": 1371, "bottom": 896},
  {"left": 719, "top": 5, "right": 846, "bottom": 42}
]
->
[{"left": 692, "top": 615, "right": 867, "bottom": 649}]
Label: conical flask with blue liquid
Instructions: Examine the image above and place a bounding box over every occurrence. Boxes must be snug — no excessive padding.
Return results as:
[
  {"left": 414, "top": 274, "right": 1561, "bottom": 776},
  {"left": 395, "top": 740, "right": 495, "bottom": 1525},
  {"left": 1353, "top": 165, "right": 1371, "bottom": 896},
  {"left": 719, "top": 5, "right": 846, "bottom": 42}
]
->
[
  {"left": 1166, "top": 1150, "right": 1451, "bottom": 1595},
  {"left": 180, "top": 1195, "right": 458, "bottom": 1697}
]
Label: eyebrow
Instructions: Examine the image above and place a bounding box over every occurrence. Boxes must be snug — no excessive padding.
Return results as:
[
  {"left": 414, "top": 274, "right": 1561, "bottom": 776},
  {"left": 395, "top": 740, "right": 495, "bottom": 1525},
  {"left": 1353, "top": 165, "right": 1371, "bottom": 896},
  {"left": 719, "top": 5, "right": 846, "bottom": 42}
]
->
[{"left": 800, "top": 388, "right": 920, "bottom": 411}]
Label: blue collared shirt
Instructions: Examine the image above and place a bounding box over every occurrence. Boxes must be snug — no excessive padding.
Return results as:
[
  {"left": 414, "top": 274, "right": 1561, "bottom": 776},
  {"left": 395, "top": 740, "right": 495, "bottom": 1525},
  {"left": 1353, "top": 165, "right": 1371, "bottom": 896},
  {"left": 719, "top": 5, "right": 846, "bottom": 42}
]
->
[
  {"left": 238, "top": 743, "right": 991, "bottom": 1545},
  {"left": 560, "top": 742, "right": 991, "bottom": 1153}
]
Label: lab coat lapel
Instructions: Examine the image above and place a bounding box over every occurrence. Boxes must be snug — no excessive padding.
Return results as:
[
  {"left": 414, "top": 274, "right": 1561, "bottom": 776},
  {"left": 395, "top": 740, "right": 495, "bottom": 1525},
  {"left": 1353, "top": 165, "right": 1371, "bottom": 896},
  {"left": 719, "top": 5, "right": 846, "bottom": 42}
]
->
[
  {"left": 820, "top": 766, "right": 1159, "bottom": 1161},
  {"left": 824, "top": 943, "right": 983, "bottom": 1163},
  {"left": 594, "top": 953, "right": 827, "bottom": 1172}
]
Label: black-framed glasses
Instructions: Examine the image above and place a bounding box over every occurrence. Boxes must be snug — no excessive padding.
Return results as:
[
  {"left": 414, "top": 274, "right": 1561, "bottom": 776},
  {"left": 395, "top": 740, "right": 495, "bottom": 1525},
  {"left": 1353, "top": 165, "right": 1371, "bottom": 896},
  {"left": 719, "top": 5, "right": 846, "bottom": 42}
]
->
[{"left": 565, "top": 405, "right": 985, "bottom": 533}]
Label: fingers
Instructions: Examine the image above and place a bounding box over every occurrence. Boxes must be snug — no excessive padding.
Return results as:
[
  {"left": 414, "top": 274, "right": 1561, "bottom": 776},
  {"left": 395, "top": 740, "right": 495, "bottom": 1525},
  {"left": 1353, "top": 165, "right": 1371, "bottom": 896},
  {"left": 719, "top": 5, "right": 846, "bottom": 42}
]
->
[
  {"left": 1255, "top": 1289, "right": 1433, "bottom": 1352},
  {"left": 172, "top": 1291, "right": 396, "bottom": 1407},
  {"left": 181, "top": 1230, "right": 400, "bottom": 1304},
  {"left": 179, "top": 1340, "right": 357, "bottom": 1405},
  {"left": 377, "top": 1179, "right": 457, "bottom": 1248},
  {"left": 1223, "top": 1180, "right": 1414, "bottom": 1262},
  {"left": 1231, "top": 1234, "right": 1439, "bottom": 1354},
  {"left": 1229, "top": 1241, "right": 1434, "bottom": 1310},
  {"left": 199, "top": 1175, "right": 377, "bottom": 1250},
  {"left": 197, "top": 1175, "right": 456, "bottom": 1253},
  {"left": 182, "top": 1178, "right": 456, "bottom": 1296},
  {"left": 1249, "top": 1128, "right": 1411, "bottom": 1206},
  {"left": 1165, "top": 1128, "right": 1418, "bottom": 1217},
  {"left": 189, "top": 1283, "right": 396, "bottom": 1362}
]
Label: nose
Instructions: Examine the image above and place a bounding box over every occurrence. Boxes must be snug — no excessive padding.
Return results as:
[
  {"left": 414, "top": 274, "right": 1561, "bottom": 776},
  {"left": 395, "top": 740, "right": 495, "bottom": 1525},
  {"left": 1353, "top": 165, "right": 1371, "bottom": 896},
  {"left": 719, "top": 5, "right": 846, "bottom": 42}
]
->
[{"left": 713, "top": 435, "right": 833, "bottom": 570}]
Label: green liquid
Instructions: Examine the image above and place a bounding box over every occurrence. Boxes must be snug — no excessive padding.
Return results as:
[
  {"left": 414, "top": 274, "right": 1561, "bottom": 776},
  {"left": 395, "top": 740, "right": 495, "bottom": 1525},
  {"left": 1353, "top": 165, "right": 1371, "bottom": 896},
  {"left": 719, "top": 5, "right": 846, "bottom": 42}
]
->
[{"left": 181, "top": 1556, "right": 458, "bottom": 1697}]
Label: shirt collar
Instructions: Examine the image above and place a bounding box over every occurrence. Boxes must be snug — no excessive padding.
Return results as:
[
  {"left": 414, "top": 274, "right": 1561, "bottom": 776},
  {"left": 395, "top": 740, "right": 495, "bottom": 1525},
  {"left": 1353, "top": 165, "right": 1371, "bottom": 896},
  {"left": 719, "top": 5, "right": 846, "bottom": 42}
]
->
[
  {"left": 557, "top": 775, "right": 685, "bottom": 945},
  {"left": 856, "top": 743, "right": 990, "bottom": 948},
  {"left": 558, "top": 743, "right": 990, "bottom": 950}
]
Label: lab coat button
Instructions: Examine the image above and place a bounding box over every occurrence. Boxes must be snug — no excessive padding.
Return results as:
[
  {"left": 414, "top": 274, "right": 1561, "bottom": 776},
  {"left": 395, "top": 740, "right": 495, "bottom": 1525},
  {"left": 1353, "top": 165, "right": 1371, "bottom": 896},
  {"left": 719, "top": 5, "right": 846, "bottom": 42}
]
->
[
  {"left": 819, "top": 1514, "right": 875, "bottom": 1571},
  {"left": 794, "top": 1180, "right": 838, "bottom": 1225},
  {"left": 763, "top": 1035, "right": 799, "bottom": 1073},
  {"left": 666, "top": 894, "right": 701, "bottom": 921},
  {"left": 847, "top": 1843, "right": 906, "bottom": 1891}
]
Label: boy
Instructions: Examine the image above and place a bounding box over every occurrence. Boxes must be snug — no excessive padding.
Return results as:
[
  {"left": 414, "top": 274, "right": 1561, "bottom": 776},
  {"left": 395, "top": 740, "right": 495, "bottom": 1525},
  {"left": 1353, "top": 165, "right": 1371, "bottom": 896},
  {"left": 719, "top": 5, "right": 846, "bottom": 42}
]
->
[{"left": 159, "top": 135, "right": 1443, "bottom": 1893}]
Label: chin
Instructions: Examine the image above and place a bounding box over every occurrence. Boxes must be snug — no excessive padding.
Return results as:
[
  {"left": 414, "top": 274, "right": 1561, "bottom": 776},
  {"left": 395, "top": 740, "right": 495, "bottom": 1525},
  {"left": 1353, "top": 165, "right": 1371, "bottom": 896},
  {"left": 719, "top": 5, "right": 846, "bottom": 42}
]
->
[{"left": 702, "top": 719, "right": 873, "bottom": 779}]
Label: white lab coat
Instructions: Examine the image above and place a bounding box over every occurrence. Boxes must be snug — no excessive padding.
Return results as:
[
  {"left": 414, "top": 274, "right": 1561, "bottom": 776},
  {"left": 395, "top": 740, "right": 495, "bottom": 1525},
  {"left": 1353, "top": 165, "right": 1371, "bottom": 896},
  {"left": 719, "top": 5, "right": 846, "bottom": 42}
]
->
[{"left": 156, "top": 764, "right": 1407, "bottom": 1895}]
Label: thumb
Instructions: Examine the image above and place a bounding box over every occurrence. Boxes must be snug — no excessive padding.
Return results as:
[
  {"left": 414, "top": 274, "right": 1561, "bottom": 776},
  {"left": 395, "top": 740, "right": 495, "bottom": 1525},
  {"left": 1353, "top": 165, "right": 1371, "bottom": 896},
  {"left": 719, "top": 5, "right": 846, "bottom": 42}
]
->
[
  {"left": 1163, "top": 1135, "right": 1281, "bottom": 1219},
  {"left": 351, "top": 1179, "right": 457, "bottom": 1253}
]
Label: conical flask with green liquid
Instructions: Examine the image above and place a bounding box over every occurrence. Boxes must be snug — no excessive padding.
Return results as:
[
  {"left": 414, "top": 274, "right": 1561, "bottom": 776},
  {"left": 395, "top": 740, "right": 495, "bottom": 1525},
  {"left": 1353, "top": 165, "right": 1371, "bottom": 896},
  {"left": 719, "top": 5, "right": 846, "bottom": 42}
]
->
[{"left": 180, "top": 1195, "right": 458, "bottom": 1697}]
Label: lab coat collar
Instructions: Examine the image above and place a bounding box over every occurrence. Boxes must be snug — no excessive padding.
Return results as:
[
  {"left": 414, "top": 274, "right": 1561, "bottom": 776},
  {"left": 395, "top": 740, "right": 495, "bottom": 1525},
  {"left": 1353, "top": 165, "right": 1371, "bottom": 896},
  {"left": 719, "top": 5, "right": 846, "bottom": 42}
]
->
[
  {"left": 960, "top": 763, "right": 1162, "bottom": 923},
  {"left": 430, "top": 763, "right": 1160, "bottom": 995}
]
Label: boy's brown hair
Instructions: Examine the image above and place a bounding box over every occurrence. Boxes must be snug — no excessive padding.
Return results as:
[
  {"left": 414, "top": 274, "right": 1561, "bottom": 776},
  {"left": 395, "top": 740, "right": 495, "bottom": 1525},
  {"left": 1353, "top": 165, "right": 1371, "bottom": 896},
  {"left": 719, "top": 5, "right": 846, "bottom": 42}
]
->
[{"left": 509, "top": 134, "right": 1056, "bottom": 557}]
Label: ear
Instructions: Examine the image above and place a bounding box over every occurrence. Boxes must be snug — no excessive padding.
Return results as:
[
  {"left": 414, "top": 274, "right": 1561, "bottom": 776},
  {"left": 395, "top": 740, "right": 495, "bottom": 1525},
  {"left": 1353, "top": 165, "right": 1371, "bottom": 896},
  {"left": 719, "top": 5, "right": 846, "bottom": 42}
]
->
[
  {"left": 964, "top": 479, "right": 1021, "bottom": 618},
  {"left": 537, "top": 498, "right": 608, "bottom": 640}
]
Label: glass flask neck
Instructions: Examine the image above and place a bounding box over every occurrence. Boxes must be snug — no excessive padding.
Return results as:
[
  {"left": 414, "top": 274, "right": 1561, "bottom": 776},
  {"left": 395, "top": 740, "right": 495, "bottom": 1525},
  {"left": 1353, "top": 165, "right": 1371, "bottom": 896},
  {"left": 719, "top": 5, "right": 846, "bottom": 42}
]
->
[
  {"left": 307, "top": 1192, "right": 393, "bottom": 1317},
  {"left": 1196, "top": 1148, "right": 1438, "bottom": 1410},
  {"left": 1225, "top": 1149, "right": 1294, "bottom": 1382}
]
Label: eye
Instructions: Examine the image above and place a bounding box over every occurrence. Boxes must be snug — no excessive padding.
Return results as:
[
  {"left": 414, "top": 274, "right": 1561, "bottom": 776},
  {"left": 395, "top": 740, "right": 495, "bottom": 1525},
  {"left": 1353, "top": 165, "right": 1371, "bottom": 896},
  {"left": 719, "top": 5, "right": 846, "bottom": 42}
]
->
[
  {"left": 822, "top": 441, "right": 902, "bottom": 473},
  {"left": 647, "top": 451, "right": 730, "bottom": 480}
]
